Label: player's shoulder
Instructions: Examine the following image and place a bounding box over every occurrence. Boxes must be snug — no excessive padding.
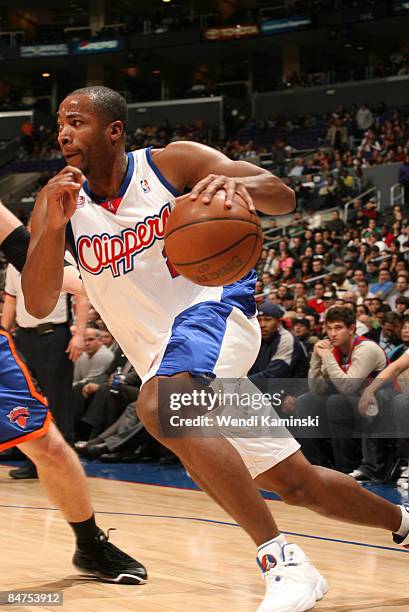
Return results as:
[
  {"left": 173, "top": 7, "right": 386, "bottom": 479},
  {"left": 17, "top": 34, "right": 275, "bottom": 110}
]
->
[{"left": 152, "top": 140, "right": 215, "bottom": 161}]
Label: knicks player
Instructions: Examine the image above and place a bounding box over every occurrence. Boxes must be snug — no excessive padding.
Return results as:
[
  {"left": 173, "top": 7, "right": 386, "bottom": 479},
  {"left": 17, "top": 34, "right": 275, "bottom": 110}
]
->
[
  {"left": 23, "top": 87, "right": 409, "bottom": 611},
  {"left": 0, "top": 202, "right": 147, "bottom": 584}
]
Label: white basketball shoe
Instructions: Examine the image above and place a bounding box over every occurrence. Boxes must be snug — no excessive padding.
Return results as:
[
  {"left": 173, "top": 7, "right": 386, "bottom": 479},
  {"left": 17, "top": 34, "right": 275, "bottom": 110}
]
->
[{"left": 257, "top": 543, "right": 329, "bottom": 612}]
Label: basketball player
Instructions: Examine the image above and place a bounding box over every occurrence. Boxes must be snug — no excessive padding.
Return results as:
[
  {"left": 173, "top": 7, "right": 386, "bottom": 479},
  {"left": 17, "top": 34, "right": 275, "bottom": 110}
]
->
[
  {"left": 23, "top": 87, "right": 409, "bottom": 611},
  {"left": 0, "top": 202, "right": 147, "bottom": 584}
]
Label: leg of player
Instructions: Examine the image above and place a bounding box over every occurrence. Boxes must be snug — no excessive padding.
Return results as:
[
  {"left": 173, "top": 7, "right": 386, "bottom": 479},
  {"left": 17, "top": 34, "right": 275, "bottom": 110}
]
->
[
  {"left": 255, "top": 450, "right": 409, "bottom": 545},
  {"left": 137, "top": 374, "right": 328, "bottom": 612},
  {"left": 18, "top": 422, "right": 147, "bottom": 584}
]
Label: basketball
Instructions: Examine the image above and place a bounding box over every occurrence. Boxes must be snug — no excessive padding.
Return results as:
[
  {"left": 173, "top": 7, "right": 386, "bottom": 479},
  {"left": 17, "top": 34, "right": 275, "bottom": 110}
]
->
[{"left": 164, "top": 190, "right": 264, "bottom": 286}]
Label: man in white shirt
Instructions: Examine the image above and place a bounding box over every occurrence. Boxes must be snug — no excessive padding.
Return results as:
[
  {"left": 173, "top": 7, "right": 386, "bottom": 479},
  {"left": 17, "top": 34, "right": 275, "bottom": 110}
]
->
[{"left": 355, "top": 104, "right": 373, "bottom": 132}]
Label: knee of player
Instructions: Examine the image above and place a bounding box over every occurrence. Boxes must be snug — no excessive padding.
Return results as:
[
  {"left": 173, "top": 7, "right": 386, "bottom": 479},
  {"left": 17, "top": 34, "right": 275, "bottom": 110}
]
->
[
  {"left": 26, "top": 430, "right": 69, "bottom": 466},
  {"left": 278, "top": 482, "right": 312, "bottom": 506},
  {"left": 136, "top": 396, "right": 160, "bottom": 435}
]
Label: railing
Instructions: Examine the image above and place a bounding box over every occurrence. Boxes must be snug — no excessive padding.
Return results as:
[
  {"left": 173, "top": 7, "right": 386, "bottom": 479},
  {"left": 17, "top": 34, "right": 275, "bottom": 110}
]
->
[
  {"left": 261, "top": 184, "right": 381, "bottom": 248},
  {"left": 262, "top": 203, "right": 344, "bottom": 247},
  {"left": 390, "top": 183, "right": 404, "bottom": 208}
]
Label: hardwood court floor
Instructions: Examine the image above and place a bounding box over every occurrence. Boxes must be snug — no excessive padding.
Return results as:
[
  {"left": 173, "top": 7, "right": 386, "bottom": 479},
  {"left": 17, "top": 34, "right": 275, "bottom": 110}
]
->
[{"left": 1, "top": 464, "right": 409, "bottom": 612}]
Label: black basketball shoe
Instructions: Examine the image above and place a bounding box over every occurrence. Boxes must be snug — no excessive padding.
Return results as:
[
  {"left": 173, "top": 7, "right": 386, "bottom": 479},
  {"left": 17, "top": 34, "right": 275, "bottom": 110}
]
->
[{"left": 73, "top": 528, "right": 147, "bottom": 584}]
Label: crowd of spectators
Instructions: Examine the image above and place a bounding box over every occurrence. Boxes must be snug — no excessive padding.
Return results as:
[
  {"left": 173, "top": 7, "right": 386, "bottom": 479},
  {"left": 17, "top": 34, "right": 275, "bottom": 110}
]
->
[
  {"left": 238, "top": 102, "right": 409, "bottom": 166},
  {"left": 252, "top": 199, "right": 409, "bottom": 486}
]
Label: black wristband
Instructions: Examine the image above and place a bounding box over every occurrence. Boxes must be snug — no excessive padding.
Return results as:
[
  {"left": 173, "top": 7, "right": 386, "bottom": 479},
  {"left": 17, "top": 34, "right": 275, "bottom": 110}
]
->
[{"left": 1, "top": 225, "right": 30, "bottom": 272}]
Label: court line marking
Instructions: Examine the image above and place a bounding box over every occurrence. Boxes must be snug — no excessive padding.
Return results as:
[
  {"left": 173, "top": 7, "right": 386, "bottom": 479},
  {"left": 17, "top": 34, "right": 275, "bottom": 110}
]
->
[{"left": 0, "top": 502, "right": 407, "bottom": 555}]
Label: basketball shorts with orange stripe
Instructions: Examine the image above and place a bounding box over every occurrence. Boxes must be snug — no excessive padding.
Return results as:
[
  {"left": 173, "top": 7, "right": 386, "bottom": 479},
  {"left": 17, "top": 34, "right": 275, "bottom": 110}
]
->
[{"left": 0, "top": 328, "right": 51, "bottom": 451}]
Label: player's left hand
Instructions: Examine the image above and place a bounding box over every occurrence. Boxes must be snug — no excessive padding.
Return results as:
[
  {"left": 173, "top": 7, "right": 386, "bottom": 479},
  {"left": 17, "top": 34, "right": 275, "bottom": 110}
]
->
[
  {"left": 189, "top": 174, "right": 255, "bottom": 212},
  {"left": 66, "top": 333, "right": 85, "bottom": 361}
]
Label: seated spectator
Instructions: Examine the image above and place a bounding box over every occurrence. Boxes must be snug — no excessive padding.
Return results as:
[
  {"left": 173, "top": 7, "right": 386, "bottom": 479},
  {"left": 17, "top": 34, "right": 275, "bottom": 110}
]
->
[
  {"left": 370, "top": 269, "right": 395, "bottom": 299},
  {"left": 388, "top": 275, "right": 409, "bottom": 310},
  {"left": 364, "top": 312, "right": 401, "bottom": 356},
  {"left": 292, "top": 318, "right": 318, "bottom": 355},
  {"left": 100, "top": 328, "right": 119, "bottom": 354},
  {"left": 72, "top": 327, "right": 115, "bottom": 437},
  {"left": 293, "top": 281, "right": 307, "bottom": 300},
  {"left": 389, "top": 316, "right": 409, "bottom": 363},
  {"left": 318, "top": 176, "right": 338, "bottom": 208},
  {"left": 288, "top": 157, "right": 305, "bottom": 177},
  {"left": 76, "top": 365, "right": 141, "bottom": 441},
  {"left": 307, "top": 281, "right": 326, "bottom": 314},
  {"left": 395, "top": 296, "right": 409, "bottom": 317},
  {"left": 355, "top": 279, "right": 376, "bottom": 305},
  {"left": 359, "top": 347, "right": 409, "bottom": 453},
  {"left": 311, "top": 257, "right": 327, "bottom": 277},
  {"left": 356, "top": 303, "right": 372, "bottom": 335},
  {"left": 76, "top": 401, "right": 178, "bottom": 465},
  {"left": 325, "top": 210, "right": 345, "bottom": 235},
  {"left": 331, "top": 266, "right": 353, "bottom": 298},
  {"left": 293, "top": 306, "right": 396, "bottom": 481},
  {"left": 248, "top": 303, "right": 308, "bottom": 382},
  {"left": 73, "top": 327, "right": 114, "bottom": 385}
]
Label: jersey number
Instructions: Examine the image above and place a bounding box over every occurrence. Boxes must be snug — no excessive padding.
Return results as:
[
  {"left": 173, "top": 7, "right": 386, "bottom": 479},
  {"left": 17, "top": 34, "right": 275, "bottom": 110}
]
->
[{"left": 162, "top": 247, "right": 180, "bottom": 279}]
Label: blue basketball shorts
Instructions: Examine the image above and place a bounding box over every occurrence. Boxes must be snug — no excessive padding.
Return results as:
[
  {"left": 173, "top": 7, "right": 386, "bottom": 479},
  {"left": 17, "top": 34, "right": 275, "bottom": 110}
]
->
[
  {"left": 0, "top": 328, "right": 50, "bottom": 451},
  {"left": 141, "top": 303, "right": 301, "bottom": 478}
]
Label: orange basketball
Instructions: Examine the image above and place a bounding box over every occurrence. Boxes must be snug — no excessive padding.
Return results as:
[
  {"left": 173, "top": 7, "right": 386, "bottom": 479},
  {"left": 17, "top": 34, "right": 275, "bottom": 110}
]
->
[{"left": 164, "top": 190, "right": 263, "bottom": 286}]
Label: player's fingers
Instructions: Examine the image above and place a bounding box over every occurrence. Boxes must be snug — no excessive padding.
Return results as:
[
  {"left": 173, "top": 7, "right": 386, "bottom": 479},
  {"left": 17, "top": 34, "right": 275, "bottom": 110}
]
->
[
  {"left": 60, "top": 166, "right": 85, "bottom": 182},
  {"left": 50, "top": 170, "right": 81, "bottom": 185},
  {"left": 224, "top": 179, "right": 237, "bottom": 209},
  {"left": 202, "top": 176, "right": 226, "bottom": 203},
  {"left": 50, "top": 181, "right": 82, "bottom": 192},
  {"left": 236, "top": 183, "right": 255, "bottom": 212},
  {"left": 190, "top": 175, "right": 215, "bottom": 200}
]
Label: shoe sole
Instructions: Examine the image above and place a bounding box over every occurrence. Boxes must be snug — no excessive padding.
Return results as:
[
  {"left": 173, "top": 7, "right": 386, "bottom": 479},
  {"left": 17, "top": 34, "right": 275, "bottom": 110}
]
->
[
  {"left": 257, "top": 574, "right": 329, "bottom": 612},
  {"left": 73, "top": 564, "right": 147, "bottom": 585}
]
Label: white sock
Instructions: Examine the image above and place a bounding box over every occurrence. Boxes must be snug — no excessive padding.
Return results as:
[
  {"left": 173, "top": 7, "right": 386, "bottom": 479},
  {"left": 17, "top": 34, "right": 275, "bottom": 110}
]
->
[
  {"left": 394, "top": 505, "right": 409, "bottom": 537},
  {"left": 257, "top": 534, "right": 288, "bottom": 569}
]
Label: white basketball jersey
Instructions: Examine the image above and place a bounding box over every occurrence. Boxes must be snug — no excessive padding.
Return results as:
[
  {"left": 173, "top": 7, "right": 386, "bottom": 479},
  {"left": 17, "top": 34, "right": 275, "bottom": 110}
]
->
[{"left": 68, "top": 148, "right": 256, "bottom": 378}]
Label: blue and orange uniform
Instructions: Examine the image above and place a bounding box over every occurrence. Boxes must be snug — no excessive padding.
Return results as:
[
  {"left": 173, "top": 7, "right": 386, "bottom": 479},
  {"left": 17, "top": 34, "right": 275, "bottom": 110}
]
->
[{"left": 0, "top": 225, "right": 51, "bottom": 450}]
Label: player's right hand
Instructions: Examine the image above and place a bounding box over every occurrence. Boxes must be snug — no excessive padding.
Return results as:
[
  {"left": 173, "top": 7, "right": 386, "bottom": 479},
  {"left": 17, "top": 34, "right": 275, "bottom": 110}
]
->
[{"left": 46, "top": 166, "right": 85, "bottom": 230}]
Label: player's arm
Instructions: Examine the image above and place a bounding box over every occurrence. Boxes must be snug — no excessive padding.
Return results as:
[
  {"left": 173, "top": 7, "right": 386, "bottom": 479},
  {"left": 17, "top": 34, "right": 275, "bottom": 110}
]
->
[
  {"left": 152, "top": 141, "right": 295, "bottom": 215},
  {"left": 359, "top": 353, "right": 409, "bottom": 415},
  {"left": 0, "top": 201, "right": 31, "bottom": 272},
  {"left": 66, "top": 292, "right": 89, "bottom": 362},
  {"left": 0, "top": 201, "right": 22, "bottom": 243},
  {"left": 21, "top": 166, "right": 84, "bottom": 318},
  {"left": 0, "top": 200, "right": 81, "bottom": 297}
]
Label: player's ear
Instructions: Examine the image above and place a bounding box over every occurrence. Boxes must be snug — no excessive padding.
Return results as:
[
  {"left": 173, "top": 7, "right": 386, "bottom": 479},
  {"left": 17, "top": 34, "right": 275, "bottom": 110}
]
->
[{"left": 110, "top": 120, "right": 123, "bottom": 141}]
